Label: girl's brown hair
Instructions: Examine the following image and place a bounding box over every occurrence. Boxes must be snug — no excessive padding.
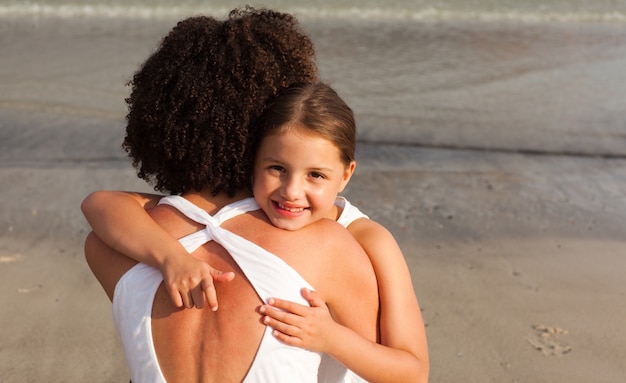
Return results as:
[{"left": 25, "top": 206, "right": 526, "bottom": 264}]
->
[{"left": 254, "top": 82, "right": 356, "bottom": 166}]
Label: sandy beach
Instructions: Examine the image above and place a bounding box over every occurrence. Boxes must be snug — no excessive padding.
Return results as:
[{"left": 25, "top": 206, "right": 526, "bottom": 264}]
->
[{"left": 1, "top": 13, "right": 626, "bottom": 382}]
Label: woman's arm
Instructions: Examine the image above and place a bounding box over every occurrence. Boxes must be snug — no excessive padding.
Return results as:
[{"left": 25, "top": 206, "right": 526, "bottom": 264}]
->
[
  {"left": 261, "top": 219, "right": 429, "bottom": 382},
  {"left": 81, "top": 190, "right": 234, "bottom": 309}
]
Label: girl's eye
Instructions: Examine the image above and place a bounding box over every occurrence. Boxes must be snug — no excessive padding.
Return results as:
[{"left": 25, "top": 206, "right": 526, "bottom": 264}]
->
[
  {"left": 269, "top": 165, "right": 285, "bottom": 173},
  {"left": 310, "top": 172, "right": 325, "bottom": 179}
]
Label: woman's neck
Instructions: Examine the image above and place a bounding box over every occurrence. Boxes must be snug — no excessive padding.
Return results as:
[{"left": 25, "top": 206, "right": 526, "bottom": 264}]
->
[{"left": 182, "top": 188, "right": 252, "bottom": 215}]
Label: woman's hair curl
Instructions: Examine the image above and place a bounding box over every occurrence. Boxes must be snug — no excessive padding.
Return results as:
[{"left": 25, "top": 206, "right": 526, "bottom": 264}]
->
[{"left": 123, "top": 7, "right": 317, "bottom": 195}]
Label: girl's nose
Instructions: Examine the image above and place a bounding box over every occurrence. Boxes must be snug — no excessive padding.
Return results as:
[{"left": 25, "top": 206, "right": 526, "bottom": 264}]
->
[{"left": 280, "top": 175, "right": 303, "bottom": 200}]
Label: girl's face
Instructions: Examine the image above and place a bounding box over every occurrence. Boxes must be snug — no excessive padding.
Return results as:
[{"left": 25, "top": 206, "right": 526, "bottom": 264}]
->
[{"left": 253, "top": 126, "right": 355, "bottom": 231}]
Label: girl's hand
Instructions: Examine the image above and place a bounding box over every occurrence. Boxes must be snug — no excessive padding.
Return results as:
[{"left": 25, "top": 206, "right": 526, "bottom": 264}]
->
[
  {"left": 259, "top": 288, "right": 336, "bottom": 352},
  {"left": 161, "top": 256, "right": 234, "bottom": 310}
]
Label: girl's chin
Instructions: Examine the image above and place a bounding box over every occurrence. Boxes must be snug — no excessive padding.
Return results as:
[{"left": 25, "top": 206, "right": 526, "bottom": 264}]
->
[{"left": 271, "top": 217, "right": 309, "bottom": 231}]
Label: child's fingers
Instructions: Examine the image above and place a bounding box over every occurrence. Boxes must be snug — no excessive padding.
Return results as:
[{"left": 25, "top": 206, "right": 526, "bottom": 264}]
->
[
  {"left": 260, "top": 304, "right": 301, "bottom": 325},
  {"left": 178, "top": 290, "right": 193, "bottom": 309},
  {"left": 170, "top": 291, "right": 184, "bottom": 308},
  {"left": 165, "top": 285, "right": 184, "bottom": 308},
  {"left": 202, "top": 269, "right": 235, "bottom": 311},
  {"left": 262, "top": 312, "right": 308, "bottom": 348},
  {"left": 263, "top": 314, "right": 301, "bottom": 339},
  {"left": 202, "top": 278, "right": 218, "bottom": 311},
  {"left": 300, "top": 288, "right": 324, "bottom": 308},
  {"left": 212, "top": 270, "right": 235, "bottom": 283},
  {"left": 267, "top": 297, "right": 308, "bottom": 315},
  {"left": 166, "top": 268, "right": 234, "bottom": 310},
  {"left": 271, "top": 328, "right": 300, "bottom": 346},
  {"left": 190, "top": 284, "right": 206, "bottom": 309},
  {"left": 166, "top": 278, "right": 193, "bottom": 308}
]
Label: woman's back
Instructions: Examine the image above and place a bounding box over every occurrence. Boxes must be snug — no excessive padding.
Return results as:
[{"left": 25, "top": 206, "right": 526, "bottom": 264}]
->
[
  {"left": 150, "top": 238, "right": 264, "bottom": 382},
  {"left": 139, "top": 194, "right": 378, "bottom": 382}
]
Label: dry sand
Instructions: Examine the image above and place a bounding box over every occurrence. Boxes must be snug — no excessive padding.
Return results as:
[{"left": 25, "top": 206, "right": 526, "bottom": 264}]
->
[
  {"left": 1, "top": 15, "right": 626, "bottom": 383},
  {"left": 2, "top": 156, "right": 626, "bottom": 382}
]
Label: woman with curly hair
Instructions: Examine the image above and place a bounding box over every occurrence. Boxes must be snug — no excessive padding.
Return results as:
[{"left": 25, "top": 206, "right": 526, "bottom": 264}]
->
[
  {"left": 83, "top": 7, "right": 379, "bottom": 383},
  {"left": 123, "top": 7, "right": 317, "bottom": 197}
]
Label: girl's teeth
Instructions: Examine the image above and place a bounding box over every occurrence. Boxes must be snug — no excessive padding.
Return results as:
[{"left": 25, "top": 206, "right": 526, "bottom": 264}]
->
[{"left": 278, "top": 202, "right": 304, "bottom": 212}]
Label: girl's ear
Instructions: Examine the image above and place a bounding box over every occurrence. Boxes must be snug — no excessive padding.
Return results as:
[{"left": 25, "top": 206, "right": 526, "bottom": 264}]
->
[{"left": 338, "top": 161, "right": 356, "bottom": 193}]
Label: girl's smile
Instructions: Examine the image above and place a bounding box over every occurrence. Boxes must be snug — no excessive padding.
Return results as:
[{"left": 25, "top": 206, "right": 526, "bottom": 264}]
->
[{"left": 273, "top": 200, "right": 307, "bottom": 216}]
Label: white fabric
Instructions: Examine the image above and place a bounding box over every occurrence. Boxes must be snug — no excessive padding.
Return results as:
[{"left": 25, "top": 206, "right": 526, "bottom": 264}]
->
[
  {"left": 113, "top": 196, "right": 321, "bottom": 383},
  {"left": 113, "top": 264, "right": 166, "bottom": 383},
  {"left": 335, "top": 196, "right": 369, "bottom": 228}
]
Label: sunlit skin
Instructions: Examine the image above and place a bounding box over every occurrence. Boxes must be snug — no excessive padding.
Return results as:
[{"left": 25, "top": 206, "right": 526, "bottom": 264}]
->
[{"left": 253, "top": 124, "right": 356, "bottom": 232}]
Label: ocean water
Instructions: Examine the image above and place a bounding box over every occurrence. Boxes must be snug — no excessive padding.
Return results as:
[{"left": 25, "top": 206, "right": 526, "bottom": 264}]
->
[
  {"left": 2, "top": 0, "right": 626, "bottom": 21},
  {"left": 1, "top": 0, "right": 626, "bottom": 158}
]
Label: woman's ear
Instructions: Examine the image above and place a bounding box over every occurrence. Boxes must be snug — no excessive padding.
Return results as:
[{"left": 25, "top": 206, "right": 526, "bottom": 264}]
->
[{"left": 338, "top": 161, "right": 356, "bottom": 193}]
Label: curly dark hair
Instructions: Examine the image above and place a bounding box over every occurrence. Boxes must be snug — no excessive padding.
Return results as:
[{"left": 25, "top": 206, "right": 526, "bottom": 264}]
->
[{"left": 122, "top": 6, "right": 317, "bottom": 195}]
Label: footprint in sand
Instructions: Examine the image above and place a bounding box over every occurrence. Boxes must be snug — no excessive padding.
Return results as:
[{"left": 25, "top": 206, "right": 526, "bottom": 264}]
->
[
  {"left": 526, "top": 324, "right": 572, "bottom": 356},
  {"left": 0, "top": 254, "right": 21, "bottom": 264}
]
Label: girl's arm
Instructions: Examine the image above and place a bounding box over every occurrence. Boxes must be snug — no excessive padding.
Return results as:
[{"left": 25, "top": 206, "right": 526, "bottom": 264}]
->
[
  {"left": 260, "top": 219, "right": 428, "bottom": 383},
  {"left": 84, "top": 231, "right": 139, "bottom": 301},
  {"left": 81, "top": 190, "right": 234, "bottom": 310}
]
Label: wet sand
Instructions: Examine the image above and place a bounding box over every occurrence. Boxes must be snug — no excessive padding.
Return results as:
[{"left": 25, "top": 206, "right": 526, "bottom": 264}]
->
[{"left": 1, "top": 14, "right": 626, "bottom": 382}]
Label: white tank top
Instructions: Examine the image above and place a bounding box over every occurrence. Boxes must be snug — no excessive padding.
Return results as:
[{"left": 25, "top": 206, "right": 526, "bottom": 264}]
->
[{"left": 335, "top": 196, "right": 369, "bottom": 228}]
